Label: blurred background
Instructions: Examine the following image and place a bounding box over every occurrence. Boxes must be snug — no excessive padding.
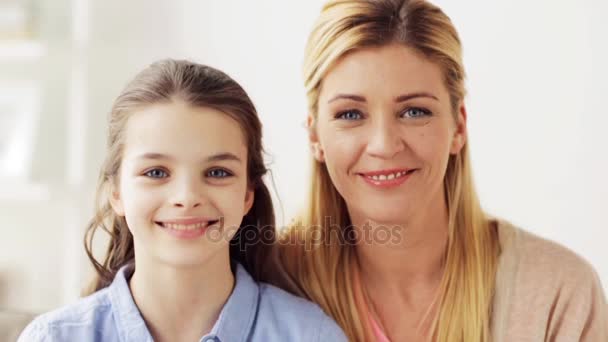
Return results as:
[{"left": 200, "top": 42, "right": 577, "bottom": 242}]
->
[{"left": 0, "top": 0, "right": 606, "bottom": 322}]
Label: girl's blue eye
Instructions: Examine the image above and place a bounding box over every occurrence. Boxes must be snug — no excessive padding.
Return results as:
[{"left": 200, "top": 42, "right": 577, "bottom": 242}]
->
[
  {"left": 336, "top": 110, "right": 362, "bottom": 120},
  {"left": 207, "top": 169, "right": 232, "bottom": 178},
  {"left": 402, "top": 107, "right": 432, "bottom": 118},
  {"left": 144, "top": 169, "right": 168, "bottom": 178}
]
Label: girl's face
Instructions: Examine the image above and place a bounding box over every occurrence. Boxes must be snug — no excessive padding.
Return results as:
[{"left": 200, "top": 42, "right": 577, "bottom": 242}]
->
[
  {"left": 110, "top": 100, "right": 253, "bottom": 267},
  {"left": 313, "top": 44, "right": 466, "bottom": 226}
]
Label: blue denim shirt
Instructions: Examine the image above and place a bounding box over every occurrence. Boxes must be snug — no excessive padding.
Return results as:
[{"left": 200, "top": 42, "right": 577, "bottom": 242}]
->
[{"left": 18, "top": 263, "right": 347, "bottom": 342}]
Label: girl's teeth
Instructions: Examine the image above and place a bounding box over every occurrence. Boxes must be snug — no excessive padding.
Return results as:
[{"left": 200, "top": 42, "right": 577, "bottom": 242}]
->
[{"left": 164, "top": 222, "right": 204, "bottom": 230}]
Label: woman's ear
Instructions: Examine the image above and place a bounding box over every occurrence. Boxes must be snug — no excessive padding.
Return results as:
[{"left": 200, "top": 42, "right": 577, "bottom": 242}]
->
[
  {"left": 108, "top": 181, "right": 125, "bottom": 217},
  {"left": 307, "top": 115, "right": 325, "bottom": 162},
  {"left": 450, "top": 103, "right": 468, "bottom": 154}
]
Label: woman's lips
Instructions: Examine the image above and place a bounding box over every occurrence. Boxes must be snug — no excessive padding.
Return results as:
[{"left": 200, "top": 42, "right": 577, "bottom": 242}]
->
[{"left": 358, "top": 168, "right": 416, "bottom": 188}]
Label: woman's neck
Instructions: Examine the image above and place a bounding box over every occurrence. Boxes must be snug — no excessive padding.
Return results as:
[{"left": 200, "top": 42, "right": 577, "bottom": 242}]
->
[
  {"left": 129, "top": 249, "right": 234, "bottom": 342},
  {"left": 352, "top": 199, "right": 449, "bottom": 341},
  {"left": 352, "top": 194, "right": 449, "bottom": 299}
]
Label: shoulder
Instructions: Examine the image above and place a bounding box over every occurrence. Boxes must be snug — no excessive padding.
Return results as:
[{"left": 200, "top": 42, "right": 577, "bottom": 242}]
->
[
  {"left": 493, "top": 219, "right": 608, "bottom": 341},
  {"left": 17, "top": 289, "right": 115, "bottom": 342},
  {"left": 496, "top": 219, "right": 601, "bottom": 287},
  {"left": 255, "top": 282, "right": 347, "bottom": 341}
]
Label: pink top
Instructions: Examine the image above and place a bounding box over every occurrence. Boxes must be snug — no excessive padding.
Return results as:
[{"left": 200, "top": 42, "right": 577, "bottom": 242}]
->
[
  {"left": 352, "top": 267, "right": 392, "bottom": 342},
  {"left": 368, "top": 313, "right": 392, "bottom": 342},
  {"left": 351, "top": 220, "right": 608, "bottom": 341}
]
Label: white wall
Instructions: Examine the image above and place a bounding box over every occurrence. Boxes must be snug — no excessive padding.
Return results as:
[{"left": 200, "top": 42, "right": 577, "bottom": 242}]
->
[
  {"left": 179, "top": 0, "right": 608, "bottom": 291},
  {"left": 1, "top": 0, "right": 606, "bottom": 313},
  {"left": 437, "top": 0, "right": 608, "bottom": 291}
]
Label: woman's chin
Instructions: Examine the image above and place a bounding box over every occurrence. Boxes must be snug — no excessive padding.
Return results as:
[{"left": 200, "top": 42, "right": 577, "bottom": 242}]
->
[{"left": 350, "top": 203, "right": 415, "bottom": 226}]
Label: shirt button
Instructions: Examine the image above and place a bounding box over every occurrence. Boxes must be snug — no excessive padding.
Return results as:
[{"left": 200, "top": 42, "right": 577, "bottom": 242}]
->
[{"left": 201, "top": 336, "right": 220, "bottom": 342}]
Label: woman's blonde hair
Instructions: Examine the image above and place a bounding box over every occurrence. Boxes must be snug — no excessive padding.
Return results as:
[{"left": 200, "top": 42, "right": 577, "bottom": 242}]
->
[
  {"left": 83, "top": 59, "right": 275, "bottom": 294},
  {"left": 262, "top": 1, "right": 499, "bottom": 341}
]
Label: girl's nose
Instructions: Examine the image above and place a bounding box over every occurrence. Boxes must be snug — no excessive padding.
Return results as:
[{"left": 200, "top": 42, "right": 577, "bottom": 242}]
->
[{"left": 170, "top": 176, "right": 204, "bottom": 209}]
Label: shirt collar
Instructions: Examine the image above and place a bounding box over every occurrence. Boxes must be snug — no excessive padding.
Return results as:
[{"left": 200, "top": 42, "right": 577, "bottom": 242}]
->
[
  {"left": 107, "top": 263, "right": 260, "bottom": 342},
  {"left": 108, "top": 263, "right": 154, "bottom": 342},
  {"left": 205, "top": 263, "right": 260, "bottom": 342}
]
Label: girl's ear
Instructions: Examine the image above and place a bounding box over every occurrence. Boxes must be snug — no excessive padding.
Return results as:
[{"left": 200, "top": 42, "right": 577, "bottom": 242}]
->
[
  {"left": 450, "top": 103, "right": 468, "bottom": 155},
  {"left": 108, "top": 181, "right": 125, "bottom": 216},
  {"left": 307, "top": 115, "right": 325, "bottom": 162},
  {"left": 243, "top": 189, "right": 254, "bottom": 216}
]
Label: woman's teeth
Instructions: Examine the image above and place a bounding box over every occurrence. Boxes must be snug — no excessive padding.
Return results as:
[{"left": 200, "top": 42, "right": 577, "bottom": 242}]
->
[{"left": 367, "top": 171, "right": 409, "bottom": 181}]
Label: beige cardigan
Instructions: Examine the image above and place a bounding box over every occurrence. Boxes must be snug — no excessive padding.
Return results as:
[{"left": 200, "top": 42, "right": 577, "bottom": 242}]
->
[{"left": 491, "top": 220, "right": 608, "bottom": 341}]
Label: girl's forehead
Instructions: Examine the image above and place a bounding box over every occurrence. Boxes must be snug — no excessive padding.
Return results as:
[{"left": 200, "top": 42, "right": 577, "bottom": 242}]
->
[{"left": 121, "top": 102, "right": 248, "bottom": 161}]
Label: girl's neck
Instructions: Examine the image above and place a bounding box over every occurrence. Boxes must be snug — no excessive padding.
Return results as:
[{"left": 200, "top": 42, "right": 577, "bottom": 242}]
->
[{"left": 129, "top": 249, "right": 234, "bottom": 342}]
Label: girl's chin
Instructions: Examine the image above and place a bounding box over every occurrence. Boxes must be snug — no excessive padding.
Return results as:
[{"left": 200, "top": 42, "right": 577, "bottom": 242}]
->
[{"left": 152, "top": 251, "right": 220, "bottom": 269}]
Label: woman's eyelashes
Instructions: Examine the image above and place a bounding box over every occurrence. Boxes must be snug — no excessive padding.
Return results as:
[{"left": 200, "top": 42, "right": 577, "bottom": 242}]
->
[
  {"left": 143, "top": 168, "right": 169, "bottom": 179},
  {"left": 333, "top": 106, "right": 433, "bottom": 121},
  {"left": 400, "top": 106, "right": 432, "bottom": 118},
  {"left": 335, "top": 109, "right": 363, "bottom": 120}
]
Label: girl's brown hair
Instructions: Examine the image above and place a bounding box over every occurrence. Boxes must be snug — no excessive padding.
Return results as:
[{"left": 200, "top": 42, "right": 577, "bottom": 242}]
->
[{"left": 83, "top": 59, "right": 275, "bottom": 294}]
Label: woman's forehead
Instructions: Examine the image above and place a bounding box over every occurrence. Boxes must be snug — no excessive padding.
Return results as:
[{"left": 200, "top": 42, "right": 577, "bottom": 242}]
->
[{"left": 319, "top": 44, "right": 449, "bottom": 104}]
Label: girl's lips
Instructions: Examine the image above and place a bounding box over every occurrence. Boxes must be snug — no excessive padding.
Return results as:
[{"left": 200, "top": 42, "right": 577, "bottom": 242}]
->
[
  {"left": 154, "top": 217, "right": 221, "bottom": 240},
  {"left": 157, "top": 217, "right": 218, "bottom": 225}
]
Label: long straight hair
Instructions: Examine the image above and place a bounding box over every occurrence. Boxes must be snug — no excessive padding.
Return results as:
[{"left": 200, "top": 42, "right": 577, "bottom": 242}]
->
[
  {"left": 83, "top": 59, "right": 275, "bottom": 294},
  {"left": 262, "top": 1, "right": 499, "bottom": 341}
]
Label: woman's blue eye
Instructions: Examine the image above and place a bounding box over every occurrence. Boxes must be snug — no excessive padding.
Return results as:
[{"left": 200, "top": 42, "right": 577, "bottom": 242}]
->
[
  {"left": 336, "top": 110, "right": 362, "bottom": 120},
  {"left": 144, "top": 169, "right": 168, "bottom": 178},
  {"left": 207, "top": 169, "right": 232, "bottom": 178},
  {"left": 402, "top": 107, "right": 431, "bottom": 118}
]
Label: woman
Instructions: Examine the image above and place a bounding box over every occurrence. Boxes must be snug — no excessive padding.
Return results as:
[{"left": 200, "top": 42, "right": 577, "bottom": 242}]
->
[{"left": 262, "top": 0, "right": 608, "bottom": 341}]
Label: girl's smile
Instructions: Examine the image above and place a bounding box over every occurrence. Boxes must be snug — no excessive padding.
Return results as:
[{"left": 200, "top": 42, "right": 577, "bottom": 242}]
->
[{"left": 154, "top": 217, "right": 222, "bottom": 240}]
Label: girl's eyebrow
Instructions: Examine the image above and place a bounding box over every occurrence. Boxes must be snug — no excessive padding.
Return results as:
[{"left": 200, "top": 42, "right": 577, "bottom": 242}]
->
[
  {"left": 206, "top": 153, "right": 242, "bottom": 163},
  {"left": 135, "top": 152, "right": 242, "bottom": 163}
]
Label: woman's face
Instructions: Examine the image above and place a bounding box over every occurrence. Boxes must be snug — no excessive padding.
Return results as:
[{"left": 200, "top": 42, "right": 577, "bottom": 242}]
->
[{"left": 313, "top": 43, "right": 466, "bottom": 226}]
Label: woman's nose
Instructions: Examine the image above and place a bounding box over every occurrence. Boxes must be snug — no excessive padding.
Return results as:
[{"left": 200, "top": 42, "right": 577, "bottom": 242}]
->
[{"left": 365, "top": 118, "right": 405, "bottom": 159}]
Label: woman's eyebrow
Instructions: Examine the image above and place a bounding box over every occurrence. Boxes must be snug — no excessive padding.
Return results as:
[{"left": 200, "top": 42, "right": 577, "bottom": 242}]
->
[
  {"left": 327, "top": 93, "right": 366, "bottom": 103},
  {"left": 327, "top": 91, "right": 439, "bottom": 104},
  {"left": 394, "top": 92, "right": 439, "bottom": 102}
]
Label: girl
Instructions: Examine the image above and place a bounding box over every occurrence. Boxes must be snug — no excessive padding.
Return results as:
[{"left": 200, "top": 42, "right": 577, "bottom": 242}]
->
[
  {"left": 262, "top": 0, "right": 608, "bottom": 341},
  {"left": 18, "top": 60, "right": 346, "bottom": 342}
]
